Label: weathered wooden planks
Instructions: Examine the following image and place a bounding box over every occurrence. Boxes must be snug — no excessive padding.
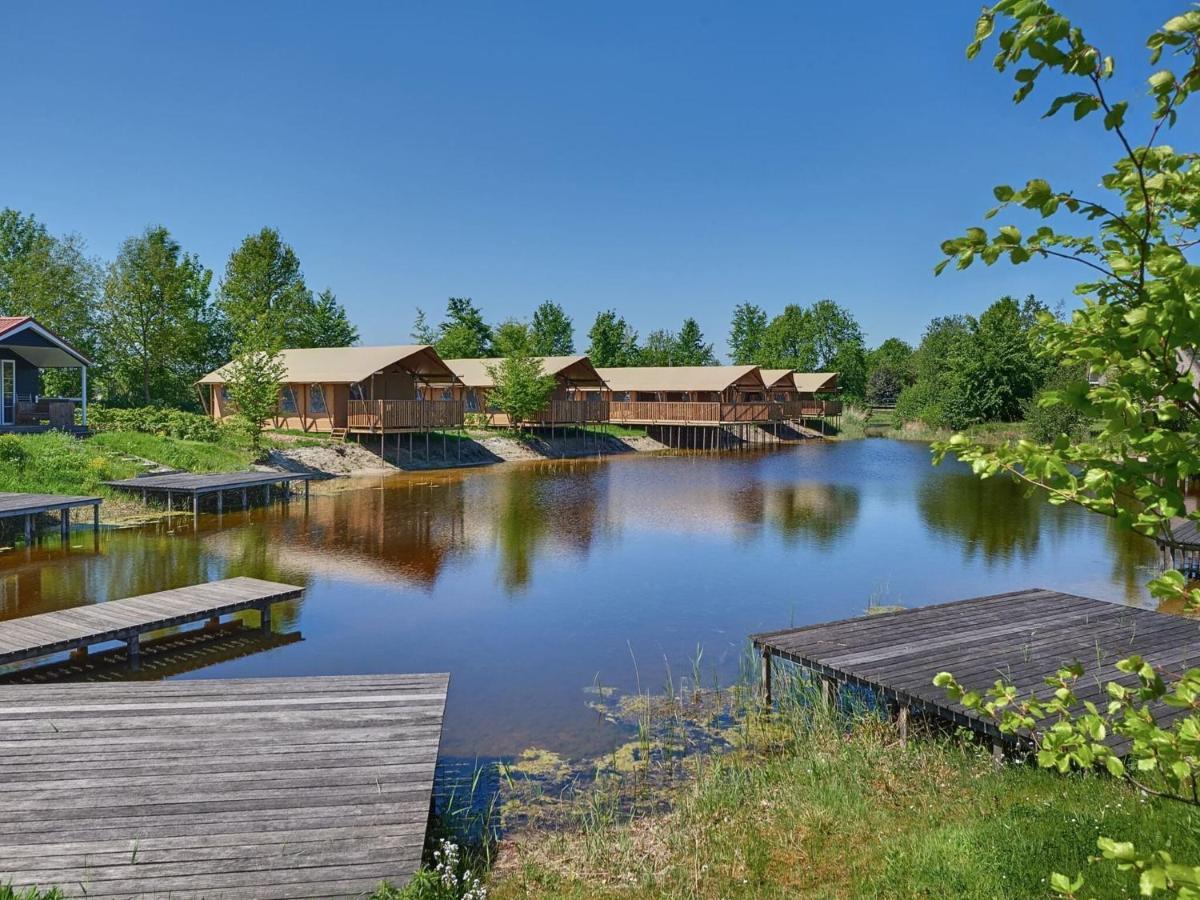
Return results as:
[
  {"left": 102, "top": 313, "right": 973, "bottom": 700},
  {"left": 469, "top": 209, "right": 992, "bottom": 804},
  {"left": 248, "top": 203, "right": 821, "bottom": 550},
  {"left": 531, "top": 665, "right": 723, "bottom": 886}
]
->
[
  {"left": 0, "top": 491, "right": 102, "bottom": 542},
  {"left": 752, "top": 588, "right": 1200, "bottom": 748},
  {"left": 0, "top": 576, "right": 303, "bottom": 669},
  {"left": 0, "top": 673, "right": 449, "bottom": 899}
]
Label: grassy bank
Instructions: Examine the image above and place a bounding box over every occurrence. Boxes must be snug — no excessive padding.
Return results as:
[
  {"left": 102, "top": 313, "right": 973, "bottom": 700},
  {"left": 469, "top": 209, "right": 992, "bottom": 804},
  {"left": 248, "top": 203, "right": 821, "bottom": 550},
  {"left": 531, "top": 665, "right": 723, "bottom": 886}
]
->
[
  {"left": 90, "top": 430, "right": 256, "bottom": 472},
  {"left": 429, "top": 668, "right": 1199, "bottom": 899}
]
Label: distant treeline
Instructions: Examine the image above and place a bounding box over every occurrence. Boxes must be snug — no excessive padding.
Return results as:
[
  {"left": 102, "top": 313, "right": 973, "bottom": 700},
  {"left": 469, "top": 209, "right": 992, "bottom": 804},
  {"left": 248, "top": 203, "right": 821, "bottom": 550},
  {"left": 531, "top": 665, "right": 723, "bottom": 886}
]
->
[{"left": 0, "top": 208, "right": 1073, "bottom": 429}]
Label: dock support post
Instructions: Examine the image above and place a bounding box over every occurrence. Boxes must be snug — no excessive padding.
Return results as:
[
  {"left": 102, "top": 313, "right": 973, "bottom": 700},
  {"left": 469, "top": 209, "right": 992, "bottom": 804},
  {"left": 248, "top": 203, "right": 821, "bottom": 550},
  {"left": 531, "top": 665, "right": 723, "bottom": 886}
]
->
[
  {"left": 127, "top": 633, "right": 141, "bottom": 670},
  {"left": 305, "top": 478, "right": 310, "bottom": 505},
  {"left": 93, "top": 503, "right": 100, "bottom": 534},
  {"left": 260, "top": 602, "right": 272, "bottom": 632},
  {"left": 60, "top": 508, "right": 69, "bottom": 540},
  {"left": 760, "top": 648, "right": 773, "bottom": 709},
  {"left": 895, "top": 701, "right": 909, "bottom": 747},
  {"left": 242, "top": 487, "right": 249, "bottom": 510},
  {"left": 193, "top": 493, "right": 199, "bottom": 527},
  {"left": 24, "top": 514, "right": 32, "bottom": 545},
  {"left": 217, "top": 491, "right": 223, "bottom": 516},
  {"left": 991, "top": 738, "right": 1004, "bottom": 767}
]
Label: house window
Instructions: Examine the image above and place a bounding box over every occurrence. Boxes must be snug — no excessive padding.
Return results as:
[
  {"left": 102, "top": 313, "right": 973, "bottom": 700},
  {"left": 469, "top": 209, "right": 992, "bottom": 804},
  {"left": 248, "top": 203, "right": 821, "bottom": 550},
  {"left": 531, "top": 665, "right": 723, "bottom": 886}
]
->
[
  {"left": 308, "top": 384, "right": 327, "bottom": 415},
  {"left": 466, "top": 389, "right": 479, "bottom": 412},
  {"left": 279, "top": 385, "right": 299, "bottom": 415},
  {"left": 441, "top": 388, "right": 454, "bottom": 402}
]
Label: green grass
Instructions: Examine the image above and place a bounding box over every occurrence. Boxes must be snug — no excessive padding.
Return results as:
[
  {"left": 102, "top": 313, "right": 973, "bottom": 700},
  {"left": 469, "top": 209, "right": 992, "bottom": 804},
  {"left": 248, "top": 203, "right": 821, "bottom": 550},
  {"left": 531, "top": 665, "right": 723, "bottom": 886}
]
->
[
  {"left": 89, "top": 431, "right": 256, "bottom": 473},
  {"left": 0, "top": 432, "right": 140, "bottom": 494},
  {"left": 0, "top": 886, "right": 64, "bottom": 900},
  {"left": 485, "top": 679, "right": 1200, "bottom": 899}
]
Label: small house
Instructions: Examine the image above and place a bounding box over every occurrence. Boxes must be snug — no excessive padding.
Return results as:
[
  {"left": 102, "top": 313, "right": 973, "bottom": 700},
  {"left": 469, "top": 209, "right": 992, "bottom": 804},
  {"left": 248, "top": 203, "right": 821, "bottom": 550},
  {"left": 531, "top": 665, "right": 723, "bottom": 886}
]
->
[
  {"left": 0, "top": 316, "right": 92, "bottom": 431},
  {"left": 199, "top": 345, "right": 462, "bottom": 434}
]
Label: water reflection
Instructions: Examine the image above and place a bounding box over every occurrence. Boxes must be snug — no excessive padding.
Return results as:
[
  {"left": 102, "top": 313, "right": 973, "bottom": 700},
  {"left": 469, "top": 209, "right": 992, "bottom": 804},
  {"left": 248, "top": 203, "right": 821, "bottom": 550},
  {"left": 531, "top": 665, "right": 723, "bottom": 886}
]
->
[{"left": 0, "top": 441, "right": 1163, "bottom": 759}]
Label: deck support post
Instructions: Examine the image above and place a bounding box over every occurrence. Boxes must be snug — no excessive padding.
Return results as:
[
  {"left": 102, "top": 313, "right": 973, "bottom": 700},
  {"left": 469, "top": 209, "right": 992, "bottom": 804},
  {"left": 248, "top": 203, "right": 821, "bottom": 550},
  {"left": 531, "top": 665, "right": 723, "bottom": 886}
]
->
[
  {"left": 23, "top": 514, "right": 32, "bottom": 545},
  {"left": 819, "top": 676, "right": 834, "bottom": 711},
  {"left": 760, "top": 649, "right": 773, "bottom": 709},
  {"left": 127, "top": 633, "right": 141, "bottom": 670},
  {"left": 193, "top": 493, "right": 199, "bottom": 527},
  {"left": 242, "top": 487, "right": 249, "bottom": 510},
  {"left": 92, "top": 503, "right": 100, "bottom": 534},
  {"left": 60, "top": 508, "right": 69, "bottom": 540},
  {"left": 217, "top": 491, "right": 223, "bottom": 516},
  {"left": 991, "top": 738, "right": 1004, "bottom": 767},
  {"left": 304, "top": 479, "right": 310, "bottom": 505},
  {"left": 260, "top": 602, "right": 272, "bottom": 632},
  {"left": 166, "top": 490, "right": 173, "bottom": 513},
  {"left": 895, "top": 701, "right": 909, "bottom": 747}
]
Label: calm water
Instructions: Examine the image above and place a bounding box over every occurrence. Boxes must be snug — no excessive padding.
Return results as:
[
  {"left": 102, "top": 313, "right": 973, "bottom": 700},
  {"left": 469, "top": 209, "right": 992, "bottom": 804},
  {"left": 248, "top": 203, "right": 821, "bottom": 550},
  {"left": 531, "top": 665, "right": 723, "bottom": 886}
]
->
[{"left": 0, "top": 438, "right": 1161, "bottom": 759}]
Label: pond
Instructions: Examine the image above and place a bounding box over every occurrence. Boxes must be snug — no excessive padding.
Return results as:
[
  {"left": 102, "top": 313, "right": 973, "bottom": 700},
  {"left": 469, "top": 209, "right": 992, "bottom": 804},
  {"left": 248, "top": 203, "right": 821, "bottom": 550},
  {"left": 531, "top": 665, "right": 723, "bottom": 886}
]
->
[{"left": 0, "top": 438, "right": 1162, "bottom": 762}]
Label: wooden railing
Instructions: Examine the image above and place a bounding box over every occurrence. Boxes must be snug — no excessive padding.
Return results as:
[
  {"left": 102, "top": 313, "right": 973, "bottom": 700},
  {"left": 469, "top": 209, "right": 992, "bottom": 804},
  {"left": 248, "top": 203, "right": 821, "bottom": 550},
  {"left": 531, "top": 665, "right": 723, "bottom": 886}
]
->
[
  {"left": 607, "top": 401, "right": 780, "bottom": 424},
  {"left": 348, "top": 400, "right": 464, "bottom": 431},
  {"left": 539, "top": 400, "right": 610, "bottom": 424},
  {"left": 779, "top": 399, "right": 842, "bottom": 419}
]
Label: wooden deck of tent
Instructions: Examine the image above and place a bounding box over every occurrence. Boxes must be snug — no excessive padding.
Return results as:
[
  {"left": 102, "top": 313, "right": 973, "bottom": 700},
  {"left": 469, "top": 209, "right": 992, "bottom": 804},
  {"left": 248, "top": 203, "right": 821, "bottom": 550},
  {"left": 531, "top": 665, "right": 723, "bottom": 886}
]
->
[
  {"left": 0, "top": 672, "right": 448, "bottom": 898},
  {"left": 0, "top": 576, "right": 303, "bottom": 671},
  {"left": 752, "top": 588, "right": 1200, "bottom": 755},
  {"left": 0, "top": 492, "right": 101, "bottom": 544},
  {"left": 1157, "top": 519, "right": 1200, "bottom": 576}
]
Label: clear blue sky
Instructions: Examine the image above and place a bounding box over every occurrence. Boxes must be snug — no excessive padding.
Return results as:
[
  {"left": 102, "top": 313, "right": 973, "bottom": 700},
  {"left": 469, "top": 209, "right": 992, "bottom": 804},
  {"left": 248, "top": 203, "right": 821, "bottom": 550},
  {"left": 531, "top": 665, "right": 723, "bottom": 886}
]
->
[{"left": 3, "top": 2, "right": 1192, "bottom": 356}]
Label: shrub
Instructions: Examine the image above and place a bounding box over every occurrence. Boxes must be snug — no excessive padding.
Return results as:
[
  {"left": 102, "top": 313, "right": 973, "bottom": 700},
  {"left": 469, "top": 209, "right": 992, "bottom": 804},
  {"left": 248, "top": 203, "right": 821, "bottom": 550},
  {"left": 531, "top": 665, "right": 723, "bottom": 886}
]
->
[
  {"left": 1023, "top": 365, "right": 1092, "bottom": 444},
  {"left": 90, "top": 406, "right": 223, "bottom": 443},
  {"left": 0, "top": 434, "right": 28, "bottom": 467}
]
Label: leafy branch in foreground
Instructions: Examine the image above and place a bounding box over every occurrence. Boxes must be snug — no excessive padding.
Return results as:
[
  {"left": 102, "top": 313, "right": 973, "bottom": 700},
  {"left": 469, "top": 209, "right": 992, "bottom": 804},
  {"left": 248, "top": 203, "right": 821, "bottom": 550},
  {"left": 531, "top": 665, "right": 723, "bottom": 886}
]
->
[{"left": 934, "top": 2, "right": 1200, "bottom": 896}]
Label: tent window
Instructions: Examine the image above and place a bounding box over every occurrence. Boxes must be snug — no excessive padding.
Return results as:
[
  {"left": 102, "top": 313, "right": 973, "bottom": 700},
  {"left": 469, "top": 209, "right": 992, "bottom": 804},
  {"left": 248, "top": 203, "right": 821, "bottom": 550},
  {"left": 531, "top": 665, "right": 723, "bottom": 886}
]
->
[
  {"left": 349, "top": 383, "right": 365, "bottom": 402},
  {"left": 279, "top": 385, "right": 299, "bottom": 415},
  {"left": 308, "top": 384, "right": 327, "bottom": 415}
]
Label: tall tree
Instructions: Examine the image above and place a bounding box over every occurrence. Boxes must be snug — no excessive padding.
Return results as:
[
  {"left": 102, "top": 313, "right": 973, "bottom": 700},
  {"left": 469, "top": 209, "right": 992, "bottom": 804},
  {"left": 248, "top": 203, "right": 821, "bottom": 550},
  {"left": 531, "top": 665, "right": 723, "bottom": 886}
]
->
[
  {"left": 486, "top": 352, "right": 557, "bottom": 428},
  {"left": 639, "top": 329, "right": 677, "bottom": 366},
  {"left": 217, "top": 227, "right": 311, "bottom": 352},
  {"left": 530, "top": 300, "right": 574, "bottom": 355},
  {"left": 411, "top": 308, "right": 437, "bottom": 344},
  {"left": 293, "top": 288, "right": 357, "bottom": 348},
  {"left": 759, "top": 304, "right": 816, "bottom": 371},
  {"left": 674, "top": 317, "right": 717, "bottom": 366},
  {"left": 728, "top": 302, "right": 768, "bottom": 365},
  {"left": 493, "top": 319, "right": 533, "bottom": 357},
  {"left": 98, "top": 226, "right": 215, "bottom": 407},
  {"left": 586, "top": 310, "right": 640, "bottom": 367},
  {"left": 435, "top": 297, "right": 492, "bottom": 358},
  {"left": 0, "top": 209, "right": 100, "bottom": 396}
]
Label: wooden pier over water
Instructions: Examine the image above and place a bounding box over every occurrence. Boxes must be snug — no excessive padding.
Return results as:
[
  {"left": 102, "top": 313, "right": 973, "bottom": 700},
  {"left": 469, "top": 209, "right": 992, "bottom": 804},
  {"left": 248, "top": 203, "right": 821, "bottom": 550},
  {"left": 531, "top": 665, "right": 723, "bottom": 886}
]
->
[
  {"left": 0, "top": 492, "right": 101, "bottom": 544},
  {"left": 753, "top": 588, "right": 1200, "bottom": 752},
  {"left": 0, "top": 576, "right": 303, "bottom": 671},
  {"left": 103, "top": 471, "right": 314, "bottom": 522},
  {"left": 0, "top": 673, "right": 448, "bottom": 898}
]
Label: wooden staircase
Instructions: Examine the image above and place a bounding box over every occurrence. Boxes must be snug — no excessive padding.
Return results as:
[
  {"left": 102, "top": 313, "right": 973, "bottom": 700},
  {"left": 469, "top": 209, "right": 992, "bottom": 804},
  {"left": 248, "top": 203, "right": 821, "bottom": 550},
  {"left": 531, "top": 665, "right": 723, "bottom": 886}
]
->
[{"left": 330, "top": 427, "right": 348, "bottom": 442}]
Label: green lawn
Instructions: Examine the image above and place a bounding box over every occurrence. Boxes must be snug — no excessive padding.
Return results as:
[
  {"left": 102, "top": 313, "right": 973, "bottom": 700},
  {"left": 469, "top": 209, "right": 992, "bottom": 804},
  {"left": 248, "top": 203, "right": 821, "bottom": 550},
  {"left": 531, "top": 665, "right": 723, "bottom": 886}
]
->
[
  {"left": 0, "top": 432, "right": 141, "bottom": 494},
  {"left": 89, "top": 431, "right": 256, "bottom": 473}
]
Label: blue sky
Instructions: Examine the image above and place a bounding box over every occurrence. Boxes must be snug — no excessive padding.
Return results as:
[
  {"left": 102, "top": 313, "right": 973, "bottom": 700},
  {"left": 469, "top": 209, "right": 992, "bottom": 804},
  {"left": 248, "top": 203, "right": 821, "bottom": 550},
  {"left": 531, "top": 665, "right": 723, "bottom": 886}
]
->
[{"left": 3, "top": 2, "right": 1192, "bottom": 356}]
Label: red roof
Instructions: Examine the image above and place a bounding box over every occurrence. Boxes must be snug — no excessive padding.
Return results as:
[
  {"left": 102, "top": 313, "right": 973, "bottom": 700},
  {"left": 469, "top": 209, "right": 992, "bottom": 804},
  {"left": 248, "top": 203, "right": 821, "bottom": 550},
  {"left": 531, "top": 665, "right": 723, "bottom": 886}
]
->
[{"left": 0, "top": 316, "right": 32, "bottom": 337}]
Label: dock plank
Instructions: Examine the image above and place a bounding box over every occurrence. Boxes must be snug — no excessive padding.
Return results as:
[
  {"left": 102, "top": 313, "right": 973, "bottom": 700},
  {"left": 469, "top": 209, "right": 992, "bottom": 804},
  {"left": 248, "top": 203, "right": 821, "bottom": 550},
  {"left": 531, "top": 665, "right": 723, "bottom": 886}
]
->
[
  {"left": 752, "top": 588, "right": 1200, "bottom": 749},
  {"left": 0, "top": 673, "right": 448, "bottom": 898}
]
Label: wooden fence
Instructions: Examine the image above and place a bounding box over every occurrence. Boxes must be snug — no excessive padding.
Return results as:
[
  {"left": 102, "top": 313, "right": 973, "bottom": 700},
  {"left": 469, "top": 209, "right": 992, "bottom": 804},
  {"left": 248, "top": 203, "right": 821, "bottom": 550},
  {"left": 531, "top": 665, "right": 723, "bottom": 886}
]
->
[
  {"left": 348, "top": 399, "right": 464, "bottom": 431},
  {"left": 607, "top": 401, "right": 780, "bottom": 425}
]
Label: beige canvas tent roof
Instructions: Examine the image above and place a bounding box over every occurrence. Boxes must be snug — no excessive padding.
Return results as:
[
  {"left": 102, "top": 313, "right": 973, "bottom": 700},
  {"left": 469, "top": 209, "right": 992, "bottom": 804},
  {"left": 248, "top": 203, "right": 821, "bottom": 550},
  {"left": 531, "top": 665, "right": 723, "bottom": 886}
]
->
[
  {"left": 791, "top": 372, "right": 839, "bottom": 394},
  {"left": 434, "top": 356, "right": 606, "bottom": 389},
  {"left": 759, "top": 369, "right": 796, "bottom": 390},
  {"left": 596, "top": 365, "right": 766, "bottom": 393},
  {"left": 199, "top": 345, "right": 455, "bottom": 385}
]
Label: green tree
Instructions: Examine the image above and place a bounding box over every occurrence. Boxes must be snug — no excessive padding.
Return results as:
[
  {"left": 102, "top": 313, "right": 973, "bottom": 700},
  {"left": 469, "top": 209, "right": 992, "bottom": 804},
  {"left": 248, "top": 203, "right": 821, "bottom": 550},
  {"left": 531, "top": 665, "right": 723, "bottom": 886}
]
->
[
  {"left": 223, "top": 349, "right": 286, "bottom": 456},
  {"left": 674, "top": 317, "right": 717, "bottom": 366},
  {"left": 0, "top": 209, "right": 100, "bottom": 396},
  {"left": 586, "top": 310, "right": 640, "bottom": 367},
  {"left": 894, "top": 316, "right": 975, "bottom": 427},
  {"left": 530, "top": 300, "right": 574, "bottom": 355},
  {"left": 486, "top": 352, "right": 557, "bottom": 428},
  {"left": 728, "top": 302, "right": 768, "bottom": 365},
  {"left": 639, "top": 328, "right": 677, "bottom": 366},
  {"left": 98, "top": 225, "right": 216, "bottom": 407},
  {"left": 933, "top": 4, "right": 1200, "bottom": 895},
  {"left": 866, "top": 338, "right": 915, "bottom": 405},
  {"left": 493, "top": 319, "right": 533, "bottom": 357},
  {"left": 434, "top": 297, "right": 492, "bottom": 358},
  {"left": 411, "top": 308, "right": 437, "bottom": 344},
  {"left": 956, "top": 296, "right": 1048, "bottom": 424},
  {"left": 760, "top": 304, "right": 816, "bottom": 370},
  {"left": 807, "top": 299, "right": 867, "bottom": 400},
  {"left": 293, "top": 288, "right": 357, "bottom": 348},
  {"left": 217, "top": 227, "right": 311, "bottom": 352}
]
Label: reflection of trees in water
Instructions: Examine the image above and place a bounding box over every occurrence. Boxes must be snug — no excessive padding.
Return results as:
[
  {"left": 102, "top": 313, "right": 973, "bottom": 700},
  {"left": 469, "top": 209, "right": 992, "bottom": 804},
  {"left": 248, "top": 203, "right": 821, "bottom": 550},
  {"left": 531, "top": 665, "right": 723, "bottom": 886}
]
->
[
  {"left": 763, "top": 483, "right": 861, "bottom": 548},
  {"left": 492, "top": 464, "right": 603, "bottom": 592},
  {"left": 917, "top": 471, "right": 1077, "bottom": 563},
  {"left": 1103, "top": 518, "right": 1162, "bottom": 602}
]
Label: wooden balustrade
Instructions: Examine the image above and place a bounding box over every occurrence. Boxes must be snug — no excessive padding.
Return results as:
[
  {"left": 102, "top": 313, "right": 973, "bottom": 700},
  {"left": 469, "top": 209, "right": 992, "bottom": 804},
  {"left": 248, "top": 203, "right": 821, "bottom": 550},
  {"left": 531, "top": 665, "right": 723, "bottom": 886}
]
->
[
  {"left": 779, "top": 399, "right": 841, "bottom": 419},
  {"left": 540, "top": 399, "right": 609, "bottom": 424},
  {"left": 348, "top": 399, "right": 464, "bottom": 431}
]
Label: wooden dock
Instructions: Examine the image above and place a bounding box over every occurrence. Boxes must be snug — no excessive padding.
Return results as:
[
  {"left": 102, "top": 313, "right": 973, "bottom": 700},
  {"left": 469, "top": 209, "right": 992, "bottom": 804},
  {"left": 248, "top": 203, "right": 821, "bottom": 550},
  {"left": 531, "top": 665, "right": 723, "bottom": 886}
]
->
[
  {"left": 0, "top": 672, "right": 449, "bottom": 898},
  {"left": 752, "top": 588, "right": 1200, "bottom": 752},
  {"left": 0, "top": 492, "right": 101, "bottom": 543},
  {"left": 102, "top": 471, "right": 314, "bottom": 522},
  {"left": 0, "top": 576, "right": 303, "bottom": 671}
]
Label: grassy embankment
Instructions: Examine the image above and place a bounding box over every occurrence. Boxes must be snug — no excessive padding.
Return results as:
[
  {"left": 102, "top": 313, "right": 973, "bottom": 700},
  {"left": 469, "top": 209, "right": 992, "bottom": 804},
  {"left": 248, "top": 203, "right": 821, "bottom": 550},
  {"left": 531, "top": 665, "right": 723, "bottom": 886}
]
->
[{"left": 381, "top": 666, "right": 1200, "bottom": 899}]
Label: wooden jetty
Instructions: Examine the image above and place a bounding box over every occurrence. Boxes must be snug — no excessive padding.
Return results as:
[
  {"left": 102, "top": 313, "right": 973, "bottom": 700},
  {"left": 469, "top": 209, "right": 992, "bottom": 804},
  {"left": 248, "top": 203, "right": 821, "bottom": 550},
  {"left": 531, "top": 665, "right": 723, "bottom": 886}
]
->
[
  {"left": 0, "top": 576, "right": 303, "bottom": 671},
  {"left": 0, "top": 672, "right": 449, "bottom": 898},
  {"left": 1157, "top": 518, "right": 1200, "bottom": 576},
  {"left": 102, "top": 471, "right": 314, "bottom": 522},
  {"left": 752, "top": 588, "right": 1200, "bottom": 754},
  {"left": 0, "top": 492, "right": 101, "bottom": 544}
]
